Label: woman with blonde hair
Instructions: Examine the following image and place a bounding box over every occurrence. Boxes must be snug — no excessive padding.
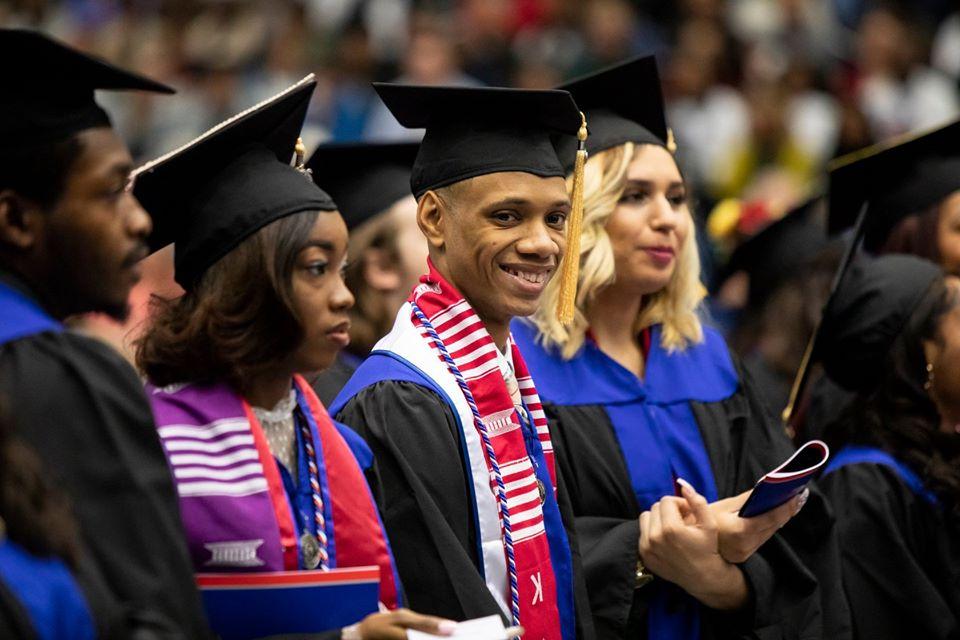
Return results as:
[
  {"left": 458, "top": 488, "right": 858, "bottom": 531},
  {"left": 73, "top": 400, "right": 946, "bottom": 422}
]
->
[{"left": 511, "top": 57, "right": 850, "bottom": 640}]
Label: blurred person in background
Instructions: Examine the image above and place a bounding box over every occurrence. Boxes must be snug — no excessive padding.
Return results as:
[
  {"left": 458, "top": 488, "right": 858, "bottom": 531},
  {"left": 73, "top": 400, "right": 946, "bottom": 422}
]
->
[
  {"left": 850, "top": 5, "right": 958, "bottom": 139},
  {"left": 306, "top": 141, "right": 426, "bottom": 405},
  {"left": 364, "top": 16, "right": 481, "bottom": 141},
  {"left": 816, "top": 255, "right": 960, "bottom": 639},
  {"left": 0, "top": 406, "right": 98, "bottom": 640}
]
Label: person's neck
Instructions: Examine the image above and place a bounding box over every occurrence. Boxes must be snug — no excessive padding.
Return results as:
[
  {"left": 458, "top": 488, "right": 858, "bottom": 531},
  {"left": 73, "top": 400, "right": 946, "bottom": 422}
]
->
[
  {"left": 589, "top": 285, "right": 643, "bottom": 348},
  {"left": 478, "top": 313, "right": 510, "bottom": 352},
  {"left": 587, "top": 285, "right": 645, "bottom": 375},
  {"left": 245, "top": 371, "right": 294, "bottom": 410}
]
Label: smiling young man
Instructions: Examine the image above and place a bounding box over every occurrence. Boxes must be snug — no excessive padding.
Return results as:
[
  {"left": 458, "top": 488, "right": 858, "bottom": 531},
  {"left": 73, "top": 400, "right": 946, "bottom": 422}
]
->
[
  {"left": 331, "top": 84, "right": 594, "bottom": 640},
  {"left": 0, "top": 30, "right": 210, "bottom": 638}
]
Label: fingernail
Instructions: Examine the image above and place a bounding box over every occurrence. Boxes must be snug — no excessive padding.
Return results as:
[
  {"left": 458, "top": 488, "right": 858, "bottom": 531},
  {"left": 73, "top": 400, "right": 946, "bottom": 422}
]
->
[
  {"left": 676, "top": 477, "right": 695, "bottom": 492},
  {"left": 438, "top": 620, "right": 458, "bottom": 635},
  {"left": 795, "top": 488, "right": 810, "bottom": 514}
]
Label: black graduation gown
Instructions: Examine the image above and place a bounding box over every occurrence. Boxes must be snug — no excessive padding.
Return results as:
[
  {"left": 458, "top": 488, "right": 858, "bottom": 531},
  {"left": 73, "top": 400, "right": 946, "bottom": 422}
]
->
[
  {"left": 0, "top": 578, "right": 33, "bottom": 640},
  {"left": 818, "top": 463, "right": 960, "bottom": 639},
  {"left": 335, "top": 381, "right": 596, "bottom": 640},
  {"left": 309, "top": 352, "right": 360, "bottom": 406},
  {"left": 516, "top": 327, "right": 851, "bottom": 640},
  {"left": 0, "top": 279, "right": 211, "bottom": 639}
]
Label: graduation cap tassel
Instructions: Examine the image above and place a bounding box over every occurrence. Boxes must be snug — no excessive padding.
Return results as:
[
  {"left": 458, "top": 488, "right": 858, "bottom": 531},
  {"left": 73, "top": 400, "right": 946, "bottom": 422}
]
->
[{"left": 557, "top": 112, "right": 589, "bottom": 326}]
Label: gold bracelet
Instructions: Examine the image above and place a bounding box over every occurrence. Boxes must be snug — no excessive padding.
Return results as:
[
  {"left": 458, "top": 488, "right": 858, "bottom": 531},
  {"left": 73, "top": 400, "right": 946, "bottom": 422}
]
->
[{"left": 636, "top": 557, "right": 655, "bottom": 589}]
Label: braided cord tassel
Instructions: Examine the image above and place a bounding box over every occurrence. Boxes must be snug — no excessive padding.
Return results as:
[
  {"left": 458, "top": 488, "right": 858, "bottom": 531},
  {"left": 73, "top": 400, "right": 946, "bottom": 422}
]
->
[
  {"left": 300, "top": 421, "right": 330, "bottom": 571},
  {"left": 556, "top": 112, "right": 589, "bottom": 325},
  {"left": 411, "top": 303, "right": 521, "bottom": 627}
]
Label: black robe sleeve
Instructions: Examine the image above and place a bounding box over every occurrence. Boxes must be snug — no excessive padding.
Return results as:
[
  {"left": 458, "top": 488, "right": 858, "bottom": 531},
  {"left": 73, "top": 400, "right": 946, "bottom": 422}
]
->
[
  {"left": 544, "top": 359, "right": 852, "bottom": 640},
  {"left": 818, "top": 463, "right": 960, "bottom": 640},
  {"left": 335, "top": 380, "right": 504, "bottom": 622},
  {"left": 692, "top": 359, "right": 852, "bottom": 640},
  {"left": 546, "top": 404, "right": 647, "bottom": 640},
  {"left": 336, "top": 381, "right": 595, "bottom": 640},
  {"left": 0, "top": 332, "right": 211, "bottom": 640}
]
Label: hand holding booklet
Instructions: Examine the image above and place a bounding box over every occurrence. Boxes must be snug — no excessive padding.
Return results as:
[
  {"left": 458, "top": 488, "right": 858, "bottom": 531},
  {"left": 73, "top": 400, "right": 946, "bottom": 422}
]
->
[{"left": 738, "top": 440, "right": 830, "bottom": 518}]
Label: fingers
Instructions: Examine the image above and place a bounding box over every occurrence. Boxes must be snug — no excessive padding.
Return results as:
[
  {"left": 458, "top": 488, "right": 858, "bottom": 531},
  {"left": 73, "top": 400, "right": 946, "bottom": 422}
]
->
[
  {"left": 725, "top": 489, "right": 752, "bottom": 511},
  {"left": 677, "top": 477, "right": 713, "bottom": 527},
  {"left": 504, "top": 626, "right": 524, "bottom": 639},
  {"left": 650, "top": 501, "right": 663, "bottom": 542},
  {"left": 391, "top": 609, "right": 458, "bottom": 635},
  {"left": 639, "top": 510, "right": 650, "bottom": 556},
  {"left": 659, "top": 496, "right": 686, "bottom": 531},
  {"left": 752, "top": 488, "right": 810, "bottom": 532}
]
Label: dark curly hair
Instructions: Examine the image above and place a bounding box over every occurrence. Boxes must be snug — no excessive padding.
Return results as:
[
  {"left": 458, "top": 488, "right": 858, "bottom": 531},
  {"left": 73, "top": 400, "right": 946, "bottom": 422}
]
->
[
  {"left": 825, "top": 278, "right": 960, "bottom": 512},
  {"left": 0, "top": 401, "right": 81, "bottom": 567},
  {"left": 136, "top": 210, "right": 319, "bottom": 393}
]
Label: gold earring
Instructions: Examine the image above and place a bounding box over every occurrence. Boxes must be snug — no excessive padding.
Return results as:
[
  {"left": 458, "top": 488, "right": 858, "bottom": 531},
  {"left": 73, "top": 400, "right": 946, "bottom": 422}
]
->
[{"left": 924, "top": 362, "right": 935, "bottom": 391}]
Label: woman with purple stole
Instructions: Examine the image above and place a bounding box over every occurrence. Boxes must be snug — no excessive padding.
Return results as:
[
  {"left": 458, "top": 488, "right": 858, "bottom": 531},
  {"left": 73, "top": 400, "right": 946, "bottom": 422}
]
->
[{"left": 131, "top": 77, "right": 456, "bottom": 639}]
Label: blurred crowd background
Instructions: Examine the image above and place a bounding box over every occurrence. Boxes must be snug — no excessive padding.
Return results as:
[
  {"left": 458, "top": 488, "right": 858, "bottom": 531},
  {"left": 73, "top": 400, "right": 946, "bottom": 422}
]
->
[
  {"left": 5, "top": 0, "right": 960, "bottom": 398},
  {"left": 5, "top": 0, "right": 960, "bottom": 216}
]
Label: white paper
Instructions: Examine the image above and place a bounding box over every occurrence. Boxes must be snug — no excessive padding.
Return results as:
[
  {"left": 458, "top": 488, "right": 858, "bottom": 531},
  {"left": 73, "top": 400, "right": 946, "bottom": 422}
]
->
[{"left": 407, "top": 615, "right": 508, "bottom": 640}]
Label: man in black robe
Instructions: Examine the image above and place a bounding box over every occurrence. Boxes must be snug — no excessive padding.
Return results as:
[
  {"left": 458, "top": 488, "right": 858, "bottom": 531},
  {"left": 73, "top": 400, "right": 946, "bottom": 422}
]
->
[
  {"left": 0, "top": 30, "right": 210, "bottom": 639},
  {"left": 331, "top": 84, "right": 594, "bottom": 639}
]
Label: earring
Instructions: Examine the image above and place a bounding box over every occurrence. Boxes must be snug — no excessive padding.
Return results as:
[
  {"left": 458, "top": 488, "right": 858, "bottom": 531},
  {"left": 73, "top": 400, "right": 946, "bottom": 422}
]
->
[{"left": 924, "top": 362, "right": 935, "bottom": 391}]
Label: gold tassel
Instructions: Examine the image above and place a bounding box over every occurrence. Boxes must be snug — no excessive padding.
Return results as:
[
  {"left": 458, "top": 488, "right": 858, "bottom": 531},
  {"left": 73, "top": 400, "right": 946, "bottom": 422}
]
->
[{"left": 556, "top": 112, "right": 589, "bottom": 325}]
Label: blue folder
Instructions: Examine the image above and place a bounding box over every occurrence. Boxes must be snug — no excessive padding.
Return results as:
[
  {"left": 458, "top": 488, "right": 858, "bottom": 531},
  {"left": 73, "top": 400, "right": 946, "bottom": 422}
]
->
[
  {"left": 739, "top": 441, "right": 829, "bottom": 518},
  {"left": 198, "top": 566, "right": 380, "bottom": 640}
]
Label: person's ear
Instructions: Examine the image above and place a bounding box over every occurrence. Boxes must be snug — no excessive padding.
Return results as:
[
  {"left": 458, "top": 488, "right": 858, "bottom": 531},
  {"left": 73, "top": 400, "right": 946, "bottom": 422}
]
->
[
  {"left": 363, "top": 247, "right": 402, "bottom": 292},
  {"left": 0, "top": 190, "right": 44, "bottom": 251},
  {"left": 417, "top": 191, "right": 446, "bottom": 251}
]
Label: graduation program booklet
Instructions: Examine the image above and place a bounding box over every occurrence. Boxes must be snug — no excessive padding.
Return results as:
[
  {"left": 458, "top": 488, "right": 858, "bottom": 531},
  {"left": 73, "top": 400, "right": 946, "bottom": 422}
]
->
[
  {"left": 197, "top": 566, "right": 379, "bottom": 640},
  {"left": 739, "top": 440, "right": 830, "bottom": 518},
  {"left": 408, "top": 615, "right": 512, "bottom": 640}
]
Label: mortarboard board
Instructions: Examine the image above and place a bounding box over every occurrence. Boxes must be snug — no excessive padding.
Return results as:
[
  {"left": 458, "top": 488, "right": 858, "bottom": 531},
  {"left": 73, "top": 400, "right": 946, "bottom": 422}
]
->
[
  {"left": 557, "top": 55, "right": 670, "bottom": 163},
  {"left": 132, "top": 75, "right": 337, "bottom": 290},
  {"left": 828, "top": 119, "right": 960, "bottom": 249},
  {"left": 372, "top": 83, "right": 584, "bottom": 199},
  {"left": 373, "top": 82, "right": 589, "bottom": 324},
  {"left": 0, "top": 29, "right": 173, "bottom": 150},
  {"left": 306, "top": 141, "right": 420, "bottom": 230}
]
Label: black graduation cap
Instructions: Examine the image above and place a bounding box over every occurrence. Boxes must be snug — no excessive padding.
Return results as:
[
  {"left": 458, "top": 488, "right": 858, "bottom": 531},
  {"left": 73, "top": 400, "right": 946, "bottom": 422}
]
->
[
  {"left": 132, "top": 75, "right": 337, "bottom": 290},
  {"left": 372, "top": 83, "right": 584, "bottom": 199},
  {"left": 0, "top": 28, "right": 174, "bottom": 149},
  {"left": 828, "top": 119, "right": 960, "bottom": 249},
  {"left": 307, "top": 141, "right": 420, "bottom": 230},
  {"left": 722, "top": 196, "right": 827, "bottom": 308},
  {"left": 784, "top": 121, "right": 960, "bottom": 429},
  {"left": 557, "top": 55, "right": 669, "bottom": 161},
  {"left": 817, "top": 254, "right": 941, "bottom": 393}
]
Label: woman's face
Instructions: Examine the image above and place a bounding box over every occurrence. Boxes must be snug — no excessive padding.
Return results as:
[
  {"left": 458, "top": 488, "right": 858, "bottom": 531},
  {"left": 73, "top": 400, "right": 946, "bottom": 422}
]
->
[
  {"left": 288, "top": 212, "right": 355, "bottom": 374},
  {"left": 925, "top": 276, "right": 960, "bottom": 431},
  {"left": 605, "top": 145, "right": 690, "bottom": 296},
  {"left": 936, "top": 191, "right": 960, "bottom": 275}
]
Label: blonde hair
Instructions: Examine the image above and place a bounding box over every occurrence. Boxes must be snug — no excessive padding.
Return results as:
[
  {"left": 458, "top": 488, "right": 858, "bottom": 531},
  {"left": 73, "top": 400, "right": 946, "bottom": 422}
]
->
[{"left": 533, "top": 142, "right": 706, "bottom": 360}]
